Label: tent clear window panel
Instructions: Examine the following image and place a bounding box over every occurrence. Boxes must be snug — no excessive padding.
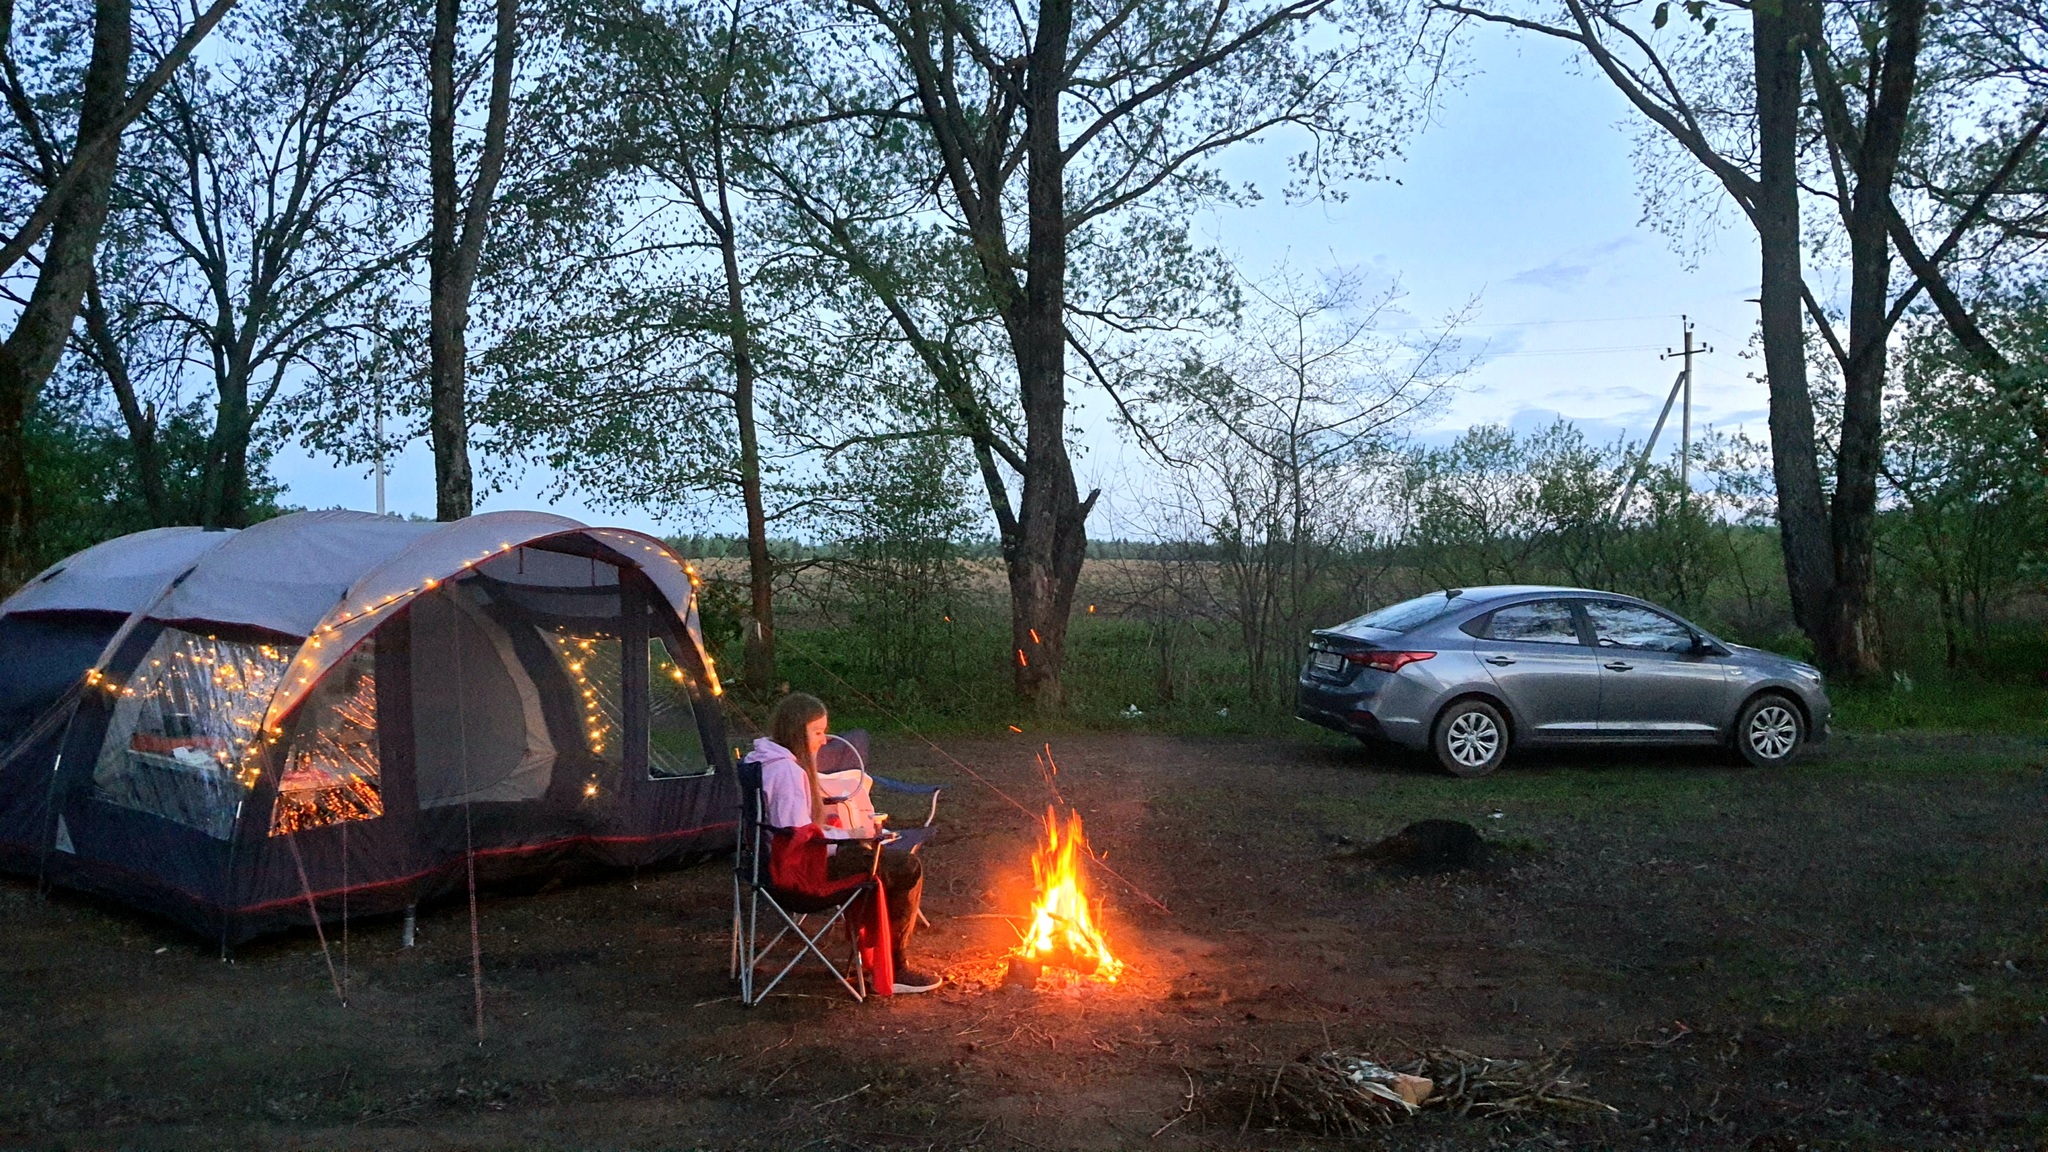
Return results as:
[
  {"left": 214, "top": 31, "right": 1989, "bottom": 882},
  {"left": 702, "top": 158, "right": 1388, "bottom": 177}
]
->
[
  {"left": 546, "top": 630, "right": 625, "bottom": 765},
  {"left": 649, "top": 637, "right": 710, "bottom": 778},
  {"left": 270, "top": 640, "right": 383, "bottom": 835},
  {"left": 92, "top": 630, "right": 289, "bottom": 839}
]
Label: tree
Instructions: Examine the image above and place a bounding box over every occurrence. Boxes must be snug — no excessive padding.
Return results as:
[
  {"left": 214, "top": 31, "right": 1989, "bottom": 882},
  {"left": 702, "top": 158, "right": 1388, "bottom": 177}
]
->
[
  {"left": 1138, "top": 270, "right": 1454, "bottom": 705},
  {"left": 427, "top": 0, "right": 517, "bottom": 521},
  {"left": 484, "top": 0, "right": 803, "bottom": 689},
  {"left": 781, "top": 0, "right": 1421, "bottom": 710},
  {"left": 1877, "top": 298, "right": 2048, "bottom": 667},
  {"left": 1426, "top": 0, "right": 2040, "bottom": 675},
  {"left": 103, "top": 0, "right": 414, "bottom": 528},
  {"left": 0, "top": 0, "right": 235, "bottom": 578}
]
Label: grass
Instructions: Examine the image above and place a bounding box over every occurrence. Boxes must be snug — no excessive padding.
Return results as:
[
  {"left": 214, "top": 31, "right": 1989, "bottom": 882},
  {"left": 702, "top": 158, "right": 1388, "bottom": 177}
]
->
[{"left": 1833, "top": 676, "right": 2048, "bottom": 735}]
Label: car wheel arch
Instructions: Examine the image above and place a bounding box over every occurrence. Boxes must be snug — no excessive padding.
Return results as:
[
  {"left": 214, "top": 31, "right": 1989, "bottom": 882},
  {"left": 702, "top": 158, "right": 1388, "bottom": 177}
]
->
[
  {"left": 1736, "top": 686, "right": 1809, "bottom": 734},
  {"left": 1433, "top": 690, "right": 1518, "bottom": 742}
]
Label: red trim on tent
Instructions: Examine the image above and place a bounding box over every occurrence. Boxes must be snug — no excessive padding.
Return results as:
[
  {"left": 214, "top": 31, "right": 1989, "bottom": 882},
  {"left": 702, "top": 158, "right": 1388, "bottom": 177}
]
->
[{"left": 235, "top": 820, "right": 738, "bottom": 913}]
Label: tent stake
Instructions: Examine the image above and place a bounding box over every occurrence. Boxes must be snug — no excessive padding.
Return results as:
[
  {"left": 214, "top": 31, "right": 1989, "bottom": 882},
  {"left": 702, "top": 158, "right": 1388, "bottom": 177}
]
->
[{"left": 402, "top": 903, "right": 417, "bottom": 948}]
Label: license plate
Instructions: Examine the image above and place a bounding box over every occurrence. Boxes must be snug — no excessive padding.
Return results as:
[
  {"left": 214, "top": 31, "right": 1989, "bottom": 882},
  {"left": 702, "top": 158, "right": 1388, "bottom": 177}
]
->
[{"left": 1311, "top": 650, "right": 1345, "bottom": 673}]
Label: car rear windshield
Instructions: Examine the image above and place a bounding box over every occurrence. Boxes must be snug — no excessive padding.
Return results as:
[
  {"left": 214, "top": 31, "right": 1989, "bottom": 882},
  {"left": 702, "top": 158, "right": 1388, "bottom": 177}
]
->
[{"left": 1339, "top": 592, "right": 1463, "bottom": 635}]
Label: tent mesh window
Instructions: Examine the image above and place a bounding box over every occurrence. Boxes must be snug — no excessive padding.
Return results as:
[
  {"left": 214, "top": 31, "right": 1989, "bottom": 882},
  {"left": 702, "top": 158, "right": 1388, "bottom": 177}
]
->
[
  {"left": 91, "top": 630, "right": 288, "bottom": 839},
  {"left": 649, "top": 637, "right": 710, "bottom": 778},
  {"left": 548, "top": 631, "right": 623, "bottom": 763},
  {"left": 269, "top": 640, "right": 383, "bottom": 835}
]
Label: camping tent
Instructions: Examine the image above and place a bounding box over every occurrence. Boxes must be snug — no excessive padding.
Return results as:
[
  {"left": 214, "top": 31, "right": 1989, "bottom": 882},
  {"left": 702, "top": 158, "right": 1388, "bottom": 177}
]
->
[{"left": 0, "top": 509, "right": 738, "bottom": 944}]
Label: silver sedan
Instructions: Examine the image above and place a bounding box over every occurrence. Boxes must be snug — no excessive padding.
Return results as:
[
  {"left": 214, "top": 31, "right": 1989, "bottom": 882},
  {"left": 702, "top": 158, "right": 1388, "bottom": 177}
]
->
[{"left": 1295, "top": 586, "right": 1830, "bottom": 777}]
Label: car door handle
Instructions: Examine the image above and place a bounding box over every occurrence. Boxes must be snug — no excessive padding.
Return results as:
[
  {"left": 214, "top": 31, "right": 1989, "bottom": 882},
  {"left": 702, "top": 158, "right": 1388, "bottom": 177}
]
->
[
  {"left": 1484, "top": 655, "right": 1516, "bottom": 666},
  {"left": 1604, "top": 661, "right": 1634, "bottom": 672}
]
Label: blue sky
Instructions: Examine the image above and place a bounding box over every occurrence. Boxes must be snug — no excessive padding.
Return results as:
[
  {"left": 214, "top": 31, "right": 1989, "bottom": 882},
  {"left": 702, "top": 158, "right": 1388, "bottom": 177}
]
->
[{"left": 270, "top": 22, "right": 1769, "bottom": 540}]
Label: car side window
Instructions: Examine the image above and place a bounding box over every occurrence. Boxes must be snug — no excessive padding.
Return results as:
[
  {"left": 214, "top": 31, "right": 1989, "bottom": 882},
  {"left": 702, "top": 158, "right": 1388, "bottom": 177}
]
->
[
  {"left": 1482, "top": 600, "right": 1584, "bottom": 645},
  {"left": 1585, "top": 601, "right": 1694, "bottom": 653}
]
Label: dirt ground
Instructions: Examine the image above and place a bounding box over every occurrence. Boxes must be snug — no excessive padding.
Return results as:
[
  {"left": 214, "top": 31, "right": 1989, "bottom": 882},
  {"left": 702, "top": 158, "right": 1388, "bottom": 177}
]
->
[{"left": 2, "top": 729, "right": 2044, "bottom": 1151}]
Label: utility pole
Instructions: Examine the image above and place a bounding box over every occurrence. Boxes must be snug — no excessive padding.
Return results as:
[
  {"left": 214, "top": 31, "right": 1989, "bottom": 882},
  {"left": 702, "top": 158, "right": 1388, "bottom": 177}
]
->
[
  {"left": 1612, "top": 315, "right": 1716, "bottom": 521},
  {"left": 1661, "top": 316, "right": 1712, "bottom": 499}
]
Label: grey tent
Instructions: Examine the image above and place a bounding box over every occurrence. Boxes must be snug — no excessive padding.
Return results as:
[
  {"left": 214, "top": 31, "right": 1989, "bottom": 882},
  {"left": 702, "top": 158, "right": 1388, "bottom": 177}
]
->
[{"left": 0, "top": 509, "right": 737, "bottom": 943}]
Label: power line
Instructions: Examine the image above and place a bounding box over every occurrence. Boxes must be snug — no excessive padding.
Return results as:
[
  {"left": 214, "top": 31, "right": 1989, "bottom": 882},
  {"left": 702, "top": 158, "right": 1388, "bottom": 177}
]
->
[{"left": 1375, "top": 310, "right": 1686, "bottom": 332}]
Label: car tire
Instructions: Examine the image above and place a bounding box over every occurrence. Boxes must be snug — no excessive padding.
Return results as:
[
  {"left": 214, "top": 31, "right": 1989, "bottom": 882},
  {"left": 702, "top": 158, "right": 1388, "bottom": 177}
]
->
[
  {"left": 1735, "top": 693, "right": 1804, "bottom": 767},
  {"left": 1433, "top": 699, "right": 1509, "bottom": 778}
]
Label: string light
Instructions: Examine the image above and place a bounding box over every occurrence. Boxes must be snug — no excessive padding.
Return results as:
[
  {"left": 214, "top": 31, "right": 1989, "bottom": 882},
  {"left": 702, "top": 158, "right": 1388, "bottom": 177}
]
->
[
  {"left": 78, "top": 529, "right": 728, "bottom": 812},
  {"left": 552, "top": 634, "right": 616, "bottom": 757},
  {"left": 270, "top": 661, "right": 382, "bottom": 835}
]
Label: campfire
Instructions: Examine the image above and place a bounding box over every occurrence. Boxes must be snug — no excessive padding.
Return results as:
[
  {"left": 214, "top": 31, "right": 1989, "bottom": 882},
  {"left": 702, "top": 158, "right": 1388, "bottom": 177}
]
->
[{"left": 1006, "top": 806, "right": 1123, "bottom": 988}]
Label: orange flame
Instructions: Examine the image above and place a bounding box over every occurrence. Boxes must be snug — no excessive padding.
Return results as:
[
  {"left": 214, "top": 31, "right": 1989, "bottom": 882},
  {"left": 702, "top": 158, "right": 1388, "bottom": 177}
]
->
[{"left": 1014, "top": 807, "right": 1123, "bottom": 982}]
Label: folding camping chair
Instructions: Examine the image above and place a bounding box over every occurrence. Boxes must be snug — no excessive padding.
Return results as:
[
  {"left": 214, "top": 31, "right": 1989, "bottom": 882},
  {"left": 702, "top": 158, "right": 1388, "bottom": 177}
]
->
[{"left": 730, "top": 755, "right": 897, "bottom": 1006}]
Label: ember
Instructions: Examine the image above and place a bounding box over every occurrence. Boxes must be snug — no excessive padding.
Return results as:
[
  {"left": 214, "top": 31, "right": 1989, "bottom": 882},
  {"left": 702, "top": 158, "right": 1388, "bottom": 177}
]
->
[{"left": 1010, "top": 806, "right": 1123, "bottom": 985}]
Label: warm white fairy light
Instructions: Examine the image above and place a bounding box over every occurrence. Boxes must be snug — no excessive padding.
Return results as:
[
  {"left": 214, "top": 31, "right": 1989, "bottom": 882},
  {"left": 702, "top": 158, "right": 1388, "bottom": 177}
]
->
[{"left": 552, "top": 634, "right": 614, "bottom": 757}]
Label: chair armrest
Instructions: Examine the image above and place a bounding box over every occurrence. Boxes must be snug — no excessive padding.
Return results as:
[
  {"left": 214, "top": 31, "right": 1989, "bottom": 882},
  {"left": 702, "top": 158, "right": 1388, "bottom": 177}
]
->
[
  {"left": 869, "top": 775, "right": 941, "bottom": 828},
  {"left": 869, "top": 774, "right": 940, "bottom": 795}
]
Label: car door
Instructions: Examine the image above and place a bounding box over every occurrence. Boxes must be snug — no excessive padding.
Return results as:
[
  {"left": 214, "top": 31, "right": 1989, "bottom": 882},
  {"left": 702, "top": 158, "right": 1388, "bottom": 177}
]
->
[
  {"left": 1583, "top": 599, "right": 1736, "bottom": 740},
  {"left": 1468, "top": 598, "right": 1602, "bottom": 741}
]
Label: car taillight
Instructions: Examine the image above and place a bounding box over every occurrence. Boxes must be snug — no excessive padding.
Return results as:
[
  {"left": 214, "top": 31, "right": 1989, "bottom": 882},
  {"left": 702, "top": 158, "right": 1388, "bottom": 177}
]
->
[{"left": 1344, "top": 650, "right": 1435, "bottom": 673}]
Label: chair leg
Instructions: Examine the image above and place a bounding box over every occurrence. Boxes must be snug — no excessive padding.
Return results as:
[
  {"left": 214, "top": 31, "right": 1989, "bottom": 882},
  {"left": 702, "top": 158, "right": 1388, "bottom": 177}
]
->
[
  {"left": 754, "top": 904, "right": 865, "bottom": 1003},
  {"left": 730, "top": 876, "right": 743, "bottom": 983},
  {"left": 738, "top": 888, "right": 876, "bottom": 1006}
]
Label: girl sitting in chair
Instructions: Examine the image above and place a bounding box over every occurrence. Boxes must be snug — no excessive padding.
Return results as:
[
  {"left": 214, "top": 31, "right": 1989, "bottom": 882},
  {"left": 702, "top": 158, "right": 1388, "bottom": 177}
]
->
[{"left": 750, "top": 692, "right": 942, "bottom": 994}]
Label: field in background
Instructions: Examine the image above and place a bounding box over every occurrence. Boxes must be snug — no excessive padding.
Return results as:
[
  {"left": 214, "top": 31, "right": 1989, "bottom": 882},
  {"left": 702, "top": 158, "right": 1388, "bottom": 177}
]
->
[{"left": 683, "top": 557, "right": 2048, "bottom": 743}]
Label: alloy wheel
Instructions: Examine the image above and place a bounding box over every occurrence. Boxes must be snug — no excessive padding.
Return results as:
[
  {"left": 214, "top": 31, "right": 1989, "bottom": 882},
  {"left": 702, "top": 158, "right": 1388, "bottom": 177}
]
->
[
  {"left": 1748, "top": 704, "right": 1798, "bottom": 760},
  {"left": 1445, "top": 711, "right": 1500, "bottom": 768}
]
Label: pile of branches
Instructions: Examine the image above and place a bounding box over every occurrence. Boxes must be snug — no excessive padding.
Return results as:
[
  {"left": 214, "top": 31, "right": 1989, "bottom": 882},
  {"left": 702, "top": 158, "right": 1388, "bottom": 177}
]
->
[{"left": 1206, "top": 1047, "right": 1617, "bottom": 1136}]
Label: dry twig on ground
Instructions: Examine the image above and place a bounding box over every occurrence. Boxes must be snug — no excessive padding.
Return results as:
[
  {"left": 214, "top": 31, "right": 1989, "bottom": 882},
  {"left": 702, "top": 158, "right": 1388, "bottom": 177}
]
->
[{"left": 1204, "top": 1047, "right": 1615, "bottom": 1135}]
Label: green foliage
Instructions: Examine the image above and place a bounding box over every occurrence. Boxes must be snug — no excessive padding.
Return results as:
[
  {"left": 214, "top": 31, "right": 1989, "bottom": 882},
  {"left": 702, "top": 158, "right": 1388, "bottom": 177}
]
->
[
  {"left": 1398, "top": 419, "right": 1788, "bottom": 633},
  {"left": 1873, "top": 311, "right": 2048, "bottom": 669},
  {"left": 20, "top": 380, "right": 283, "bottom": 575},
  {"left": 793, "top": 428, "right": 984, "bottom": 690}
]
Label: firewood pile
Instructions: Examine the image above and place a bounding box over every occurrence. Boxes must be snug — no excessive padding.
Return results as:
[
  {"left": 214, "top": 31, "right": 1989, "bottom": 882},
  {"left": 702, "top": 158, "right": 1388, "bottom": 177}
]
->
[{"left": 1207, "top": 1047, "right": 1617, "bottom": 1135}]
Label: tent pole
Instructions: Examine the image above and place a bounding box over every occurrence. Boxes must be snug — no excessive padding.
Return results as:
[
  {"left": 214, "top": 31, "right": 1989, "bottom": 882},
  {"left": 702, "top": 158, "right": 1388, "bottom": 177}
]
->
[
  {"left": 218, "top": 797, "right": 244, "bottom": 962},
  {"left": 341, "top": 819, "right": 350, "bottom": 1001}
]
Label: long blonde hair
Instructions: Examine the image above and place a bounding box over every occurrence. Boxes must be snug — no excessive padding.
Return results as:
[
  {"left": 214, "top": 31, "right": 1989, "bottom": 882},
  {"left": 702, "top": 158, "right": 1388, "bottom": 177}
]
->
[{"left": 769, "top": 692, "right": 828, "bottom": 825}]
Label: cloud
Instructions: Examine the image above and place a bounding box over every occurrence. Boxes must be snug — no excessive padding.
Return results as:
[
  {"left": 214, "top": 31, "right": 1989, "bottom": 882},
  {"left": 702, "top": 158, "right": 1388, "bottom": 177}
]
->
[{"left": 1504, "top": 236, "right": 1644, "bottom": 291}]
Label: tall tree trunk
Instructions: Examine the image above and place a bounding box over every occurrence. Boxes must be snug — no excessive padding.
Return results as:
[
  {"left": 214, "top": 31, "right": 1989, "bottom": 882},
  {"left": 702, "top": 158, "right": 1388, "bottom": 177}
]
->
[
  {"left": 719, "top": 217, "right": 775, "bottom": 689},
  {"left": 0, "top": 0, "right": 132, "bottom": 577},
  {"left": 427, "top": 0, "right": 516, "bottom": 522},
  {"left": 1752, "top": 0, "right": 1834, "bottom": 662},
  {"left": 1822, "top": 0, "right": 1924, "bottom": 677},
  {"left": 1002, "top": 0, "right": 1094, "bottom": 712}
]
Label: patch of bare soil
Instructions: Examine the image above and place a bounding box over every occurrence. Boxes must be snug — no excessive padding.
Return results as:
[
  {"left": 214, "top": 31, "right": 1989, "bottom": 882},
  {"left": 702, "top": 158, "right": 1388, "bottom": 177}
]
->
[{"left": 0, "top": 731, "right": 2043, "bottom": 1150}]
